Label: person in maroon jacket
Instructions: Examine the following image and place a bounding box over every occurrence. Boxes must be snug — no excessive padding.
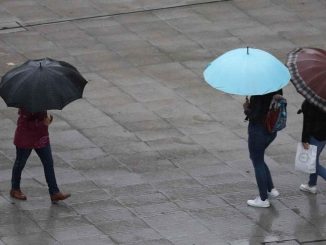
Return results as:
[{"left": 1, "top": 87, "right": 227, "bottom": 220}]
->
[{"left": 11, "top": 108, "right": 70, "bottom": 203}]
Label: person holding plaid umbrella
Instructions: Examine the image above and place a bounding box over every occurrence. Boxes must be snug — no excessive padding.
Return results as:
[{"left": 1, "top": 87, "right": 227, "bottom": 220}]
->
[
  {"left": 297, "top": 100, "right": 326, "bottom": 193},
  {"left": 287, "top": 47, "right": 326, "bottom": 194}
]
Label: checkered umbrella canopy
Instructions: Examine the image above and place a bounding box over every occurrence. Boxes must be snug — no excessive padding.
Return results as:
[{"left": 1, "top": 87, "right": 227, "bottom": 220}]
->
[{"left": 287, "top": 47, "right": 326, "bottom": 112}]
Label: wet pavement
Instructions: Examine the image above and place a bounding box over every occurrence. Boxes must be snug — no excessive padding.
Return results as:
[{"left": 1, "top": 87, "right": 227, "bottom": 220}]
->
[{"left": 1, "top": 0, "right": 326, "bottom": 244}]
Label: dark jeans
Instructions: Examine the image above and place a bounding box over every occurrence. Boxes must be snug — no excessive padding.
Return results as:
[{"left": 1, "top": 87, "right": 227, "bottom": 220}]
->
[
  {"left": 248, "top": 122, "right": 277, "bottom": 201},
  {"left": 308, "top": 136, "right": 326, "bottom": 186},
  {"left": 11, "top": 144, "right": 60, "bottom": 195}
]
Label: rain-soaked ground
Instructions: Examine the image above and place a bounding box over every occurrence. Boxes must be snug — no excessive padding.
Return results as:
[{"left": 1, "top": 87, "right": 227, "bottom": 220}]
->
[{"left": 0, "top": 0, "right": 326, "bottom": 244}]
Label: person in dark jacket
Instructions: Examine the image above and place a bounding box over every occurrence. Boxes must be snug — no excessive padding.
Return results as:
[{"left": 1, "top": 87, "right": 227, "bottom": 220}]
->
[
  {"left": 243, "top": 89, "right": 283, "bottom": 208},
  {"left": 299, "top": 100, "right": 326, "bottom": 194},
  {"left": 11, "top": 108, "right": 70, "bottom": 203}
]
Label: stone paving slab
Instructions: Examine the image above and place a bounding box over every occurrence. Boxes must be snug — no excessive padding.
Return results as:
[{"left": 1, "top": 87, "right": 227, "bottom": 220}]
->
[{"left": 1, "top": 0, "right": 326, "bottom": 244}]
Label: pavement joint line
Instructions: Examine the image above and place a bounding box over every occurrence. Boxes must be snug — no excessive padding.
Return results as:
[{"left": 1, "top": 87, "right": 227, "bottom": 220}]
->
[
  {"left": 0, "top": 21, "right": 26, "bottom": 31},
  {"left": 0, "top": 0, "right": 231, "bottom": 30},
  {"left": 264, "top": 238, "right": 326, "bottom": 244},
  {"left": 301, "top": 239, "right": 326, "bottom": 243},
  {"left": 264, "top": 239, "right": 300, "bottom": 244}
]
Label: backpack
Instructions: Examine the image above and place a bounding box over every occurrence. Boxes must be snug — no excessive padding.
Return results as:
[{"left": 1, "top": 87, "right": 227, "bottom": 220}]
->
[{"left": 264, "top": 95, "right": 287, "bottom": 133}]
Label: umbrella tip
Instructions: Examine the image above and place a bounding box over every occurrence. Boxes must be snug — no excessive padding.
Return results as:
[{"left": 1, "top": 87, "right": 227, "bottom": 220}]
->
[
  {"left": 39, "top": 62, "right": 42, "bottom": 69},
  {"left": 247, "top": 46, "right": 249, "bottom": 55}
]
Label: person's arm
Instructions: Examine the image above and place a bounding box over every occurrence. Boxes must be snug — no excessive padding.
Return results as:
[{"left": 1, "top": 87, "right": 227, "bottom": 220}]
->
[
  {"left": 301, "top": 111, "right": 309, "bottom": 149},
  {"left": 243, "top": 96, "right": 254, "bottom": 118},
  {"left": 243, "top": 97, "right": 250, "bottom": 115},
  {"left": 301, "top": 102, "right": 314, "bottom": 149}
]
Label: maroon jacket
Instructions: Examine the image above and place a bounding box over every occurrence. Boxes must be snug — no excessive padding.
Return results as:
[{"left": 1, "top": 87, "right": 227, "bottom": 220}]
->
[{"left": 14, "top": 109, "right": 49, "bottom": 149}]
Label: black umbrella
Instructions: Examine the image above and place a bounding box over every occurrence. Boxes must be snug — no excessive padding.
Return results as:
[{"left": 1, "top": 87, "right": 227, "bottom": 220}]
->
[{"left": 0, "top": 58, "right": 87, "bottom": 112}]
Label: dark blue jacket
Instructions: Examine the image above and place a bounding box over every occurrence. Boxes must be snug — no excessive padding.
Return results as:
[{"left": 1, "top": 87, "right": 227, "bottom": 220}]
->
[{"left": 244, "top": 89, "right": 283, "bottom": 124}]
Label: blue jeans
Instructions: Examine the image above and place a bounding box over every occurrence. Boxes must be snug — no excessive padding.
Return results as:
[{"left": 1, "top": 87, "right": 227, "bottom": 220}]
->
[
  {"left": 308, "top": 137, "right": 326, "bottom": 186},
  {"left": 248, "top": 122, "right": 277, "bottom": 201},
  {"left": 11, "top": 144, "right": 60, "bottom": 195}
]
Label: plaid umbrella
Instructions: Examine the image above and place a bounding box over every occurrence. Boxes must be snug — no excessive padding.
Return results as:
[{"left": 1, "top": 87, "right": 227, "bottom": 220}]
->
[{"left": 287, "top": 47, "right": 326, "bottom": 112}]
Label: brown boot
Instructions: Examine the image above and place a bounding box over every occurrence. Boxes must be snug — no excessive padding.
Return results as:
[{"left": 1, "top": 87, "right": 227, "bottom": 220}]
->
[
  {"left": 10, "top": 189, "right": 27, "bottom": 200},
  {"left": 50, "top": 192, "right": 71, "bottom": 203}
]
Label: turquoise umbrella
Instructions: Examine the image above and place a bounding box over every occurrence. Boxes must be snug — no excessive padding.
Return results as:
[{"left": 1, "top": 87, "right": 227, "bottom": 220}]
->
[{"left": 203, "top": 48, "right": 290, "bottom": 95}]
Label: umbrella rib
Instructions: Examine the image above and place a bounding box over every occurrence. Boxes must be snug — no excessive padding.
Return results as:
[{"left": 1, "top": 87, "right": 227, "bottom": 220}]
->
[
  {"left": 5, "top": 68, "right": 39, "bottom": 102},
  {"left": 45, "top": 67, "right": 85, "bottom": 106},
  {"left": 306, "top": 70, "right": 326, "bottom": 82}
]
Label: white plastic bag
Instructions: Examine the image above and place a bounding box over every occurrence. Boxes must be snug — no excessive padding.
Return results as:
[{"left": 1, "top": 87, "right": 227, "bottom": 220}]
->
[{"left": 295, "top": 142, "right": 317, "bottom": 174}]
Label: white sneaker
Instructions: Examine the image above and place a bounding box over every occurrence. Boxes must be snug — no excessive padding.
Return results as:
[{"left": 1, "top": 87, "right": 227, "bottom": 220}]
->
[
  {"left": 268, "top": 188, "right": 280, "bottom": 198},
  {"left": 300, "top": 184, "right": 317, "bottom": 194},
  {"left": 247, "top": 197, "right": 270, "bottom": 208}
]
